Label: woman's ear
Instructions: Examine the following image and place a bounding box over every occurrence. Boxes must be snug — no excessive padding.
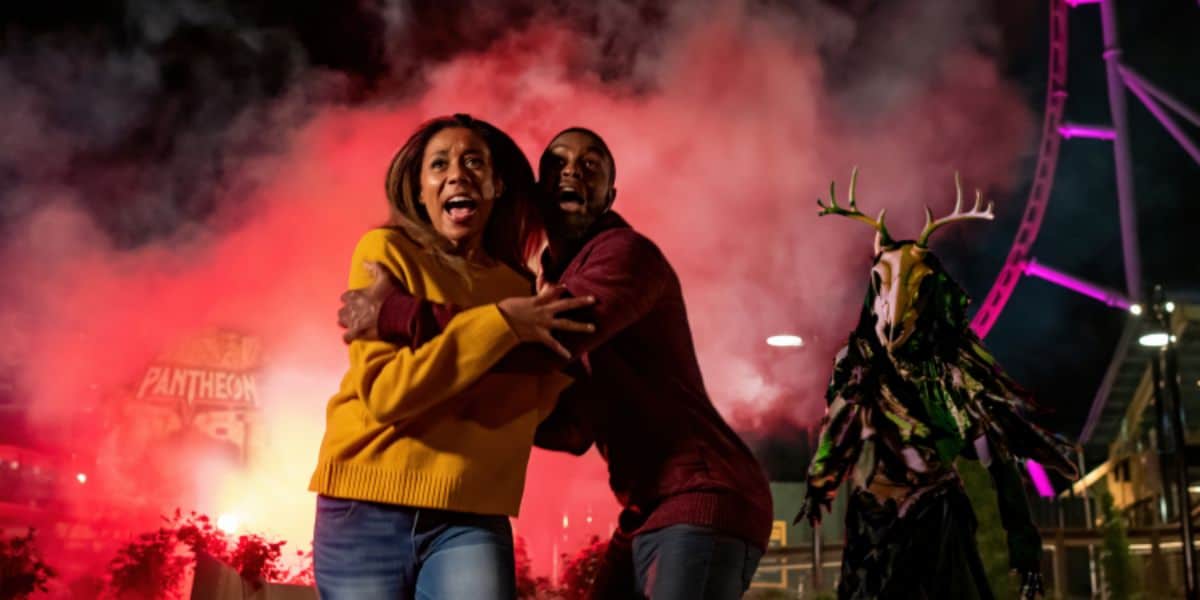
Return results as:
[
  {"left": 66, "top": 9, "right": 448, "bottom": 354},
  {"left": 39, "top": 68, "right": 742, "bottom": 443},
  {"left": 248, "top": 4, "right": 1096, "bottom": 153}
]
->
[{"left": 494, "top": 176, "right": 505, "bottom": 198}]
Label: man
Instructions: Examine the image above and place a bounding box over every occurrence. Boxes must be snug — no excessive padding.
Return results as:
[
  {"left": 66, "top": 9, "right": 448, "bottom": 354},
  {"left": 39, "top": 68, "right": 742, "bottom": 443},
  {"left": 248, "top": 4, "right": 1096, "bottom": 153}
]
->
[{"left": 340, "top": 127, "right": 773, "bottom": 599}]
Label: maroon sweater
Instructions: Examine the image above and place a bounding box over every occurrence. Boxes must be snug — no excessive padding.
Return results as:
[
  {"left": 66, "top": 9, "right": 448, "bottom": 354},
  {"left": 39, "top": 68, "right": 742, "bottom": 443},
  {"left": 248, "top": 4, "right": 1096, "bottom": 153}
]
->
[{"left": 377, "top": 212, "right": 773, "bottom": 550}]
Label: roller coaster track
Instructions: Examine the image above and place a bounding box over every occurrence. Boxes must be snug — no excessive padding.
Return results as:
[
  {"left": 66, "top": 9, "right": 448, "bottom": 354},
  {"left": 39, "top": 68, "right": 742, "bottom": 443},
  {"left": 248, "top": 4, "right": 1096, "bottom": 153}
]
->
[{"left": 969, "top": 0, "right": 1070, "bottom": 338}]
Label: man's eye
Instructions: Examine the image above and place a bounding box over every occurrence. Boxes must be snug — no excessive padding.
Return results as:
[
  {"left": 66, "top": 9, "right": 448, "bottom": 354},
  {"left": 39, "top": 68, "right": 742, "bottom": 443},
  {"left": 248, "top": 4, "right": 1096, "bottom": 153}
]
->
[{"left": 584, "top": 159, "right": 598, "bottom": 169}]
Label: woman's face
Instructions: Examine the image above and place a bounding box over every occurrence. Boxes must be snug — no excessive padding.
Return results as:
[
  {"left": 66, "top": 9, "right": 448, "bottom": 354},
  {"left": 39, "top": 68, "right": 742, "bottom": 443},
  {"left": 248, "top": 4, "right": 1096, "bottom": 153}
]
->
[{"left": 418, "top": 127, "right": 500, "bottom": 251}]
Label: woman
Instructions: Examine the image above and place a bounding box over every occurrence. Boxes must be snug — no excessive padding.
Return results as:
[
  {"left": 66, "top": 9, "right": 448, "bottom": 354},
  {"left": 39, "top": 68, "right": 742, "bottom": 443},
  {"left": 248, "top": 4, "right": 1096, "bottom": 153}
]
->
[{"left": 309, "top": 114, "right": 593, "bottom": 599}]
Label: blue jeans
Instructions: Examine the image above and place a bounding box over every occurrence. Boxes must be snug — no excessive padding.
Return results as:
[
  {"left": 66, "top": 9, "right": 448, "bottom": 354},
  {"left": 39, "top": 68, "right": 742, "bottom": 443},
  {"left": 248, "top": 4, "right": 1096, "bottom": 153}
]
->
[
  {"left": 313, "top": 495, "right": 516, "bottom": 599},
  {"left": 632, "top": 524, "right": 763, "bottom": 600}
]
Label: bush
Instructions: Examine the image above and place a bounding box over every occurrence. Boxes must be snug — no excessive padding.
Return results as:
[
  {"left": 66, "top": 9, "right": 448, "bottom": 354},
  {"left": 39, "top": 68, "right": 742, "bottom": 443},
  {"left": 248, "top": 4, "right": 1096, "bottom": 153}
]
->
[
  {"left": 559, "top": 535, "right": 608, "bottom": 600},
  {"left": 107, "top": 526, "right": 187, "bottom": 599},
  {"left": 514, "top": 535, "right": 558, "bottom": 599},
  {"left": 0, "top": 529, "right": 56, "bottom": 600},
  {"left": 106, "top": 509, "right": 309, "bottom": 598}
]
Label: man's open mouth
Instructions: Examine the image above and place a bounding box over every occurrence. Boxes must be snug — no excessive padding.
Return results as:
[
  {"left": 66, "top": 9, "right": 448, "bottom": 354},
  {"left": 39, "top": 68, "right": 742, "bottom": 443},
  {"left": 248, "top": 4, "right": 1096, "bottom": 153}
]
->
[
  {"left": 444, "top": 196, "right": 478, "bottom": 223},
  {"left": 558, "top": 189, "right": 585, "bottom": 208}
]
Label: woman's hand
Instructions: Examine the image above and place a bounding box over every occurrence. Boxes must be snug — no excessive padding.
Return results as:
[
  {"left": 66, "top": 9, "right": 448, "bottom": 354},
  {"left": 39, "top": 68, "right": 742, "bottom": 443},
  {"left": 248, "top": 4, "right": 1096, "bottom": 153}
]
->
[{"left": 497, "top": 285, "right": 595, "bottom": 359}]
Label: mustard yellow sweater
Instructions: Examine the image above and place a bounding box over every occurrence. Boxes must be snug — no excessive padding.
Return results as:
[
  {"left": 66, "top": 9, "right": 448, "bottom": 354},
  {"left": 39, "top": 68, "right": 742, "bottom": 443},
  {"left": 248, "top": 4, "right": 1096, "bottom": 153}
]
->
[{"left": 309, "top": 227, "right": 572, "bottom": 516}]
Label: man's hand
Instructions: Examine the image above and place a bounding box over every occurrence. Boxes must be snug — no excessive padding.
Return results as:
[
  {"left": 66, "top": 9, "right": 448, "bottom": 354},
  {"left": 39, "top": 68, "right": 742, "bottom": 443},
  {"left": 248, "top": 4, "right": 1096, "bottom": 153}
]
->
[{"left": 338, "top": 261, "right": 396, "bottom": 344}]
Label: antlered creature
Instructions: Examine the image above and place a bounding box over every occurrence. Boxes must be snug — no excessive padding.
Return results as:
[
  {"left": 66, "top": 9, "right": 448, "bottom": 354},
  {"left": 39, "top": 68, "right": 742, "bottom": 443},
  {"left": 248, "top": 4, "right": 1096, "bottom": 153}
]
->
[{"left": 798, "top": 169, "right": 1077, "bottom": 599}]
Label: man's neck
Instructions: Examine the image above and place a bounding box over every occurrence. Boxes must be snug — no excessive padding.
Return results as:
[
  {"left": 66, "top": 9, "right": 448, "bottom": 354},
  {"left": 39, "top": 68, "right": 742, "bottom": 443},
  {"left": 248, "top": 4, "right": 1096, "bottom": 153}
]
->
[
  {"left": 543, "top": 211, "right": 623, "bottom": 274},
  {"left": 544, "top": 235, "right": 579, "bottom": 275}
]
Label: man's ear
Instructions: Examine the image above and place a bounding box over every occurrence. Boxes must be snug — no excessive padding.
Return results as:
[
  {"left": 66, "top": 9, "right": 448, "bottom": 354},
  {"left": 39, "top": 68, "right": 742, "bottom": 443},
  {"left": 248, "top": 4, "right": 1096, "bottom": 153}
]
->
[
  {"left": 494, "top": 177, "right": 505, "bottom": 198},
  {"left": 604, "top": 187, "right": 617, "bottom": 212}
]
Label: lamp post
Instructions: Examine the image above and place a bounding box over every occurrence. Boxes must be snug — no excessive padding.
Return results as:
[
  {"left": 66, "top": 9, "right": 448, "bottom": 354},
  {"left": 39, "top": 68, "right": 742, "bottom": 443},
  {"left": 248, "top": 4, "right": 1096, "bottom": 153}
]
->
[{"left": 1146, "top": 284, "right": 1197, "bottom": 599}]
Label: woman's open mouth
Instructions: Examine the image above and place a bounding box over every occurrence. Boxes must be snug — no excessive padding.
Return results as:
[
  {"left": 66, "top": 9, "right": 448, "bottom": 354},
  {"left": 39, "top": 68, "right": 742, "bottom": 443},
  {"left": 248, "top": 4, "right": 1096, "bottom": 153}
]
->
[{"left": 444, "top": 196, "right": 479, "bottom": 224}]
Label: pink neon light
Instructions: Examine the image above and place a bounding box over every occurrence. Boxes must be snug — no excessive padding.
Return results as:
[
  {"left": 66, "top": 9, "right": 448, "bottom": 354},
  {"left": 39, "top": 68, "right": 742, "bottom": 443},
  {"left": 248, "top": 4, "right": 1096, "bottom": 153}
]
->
[
  {"left": 1058, "top": 124, "right": 1116, "bottom": 140},
  {"left": 1023, "top": 259, "right": 1132, "bottom": 309},
  {"left": 1026, "top": 460, "right": 1055, "bottom": 497}
]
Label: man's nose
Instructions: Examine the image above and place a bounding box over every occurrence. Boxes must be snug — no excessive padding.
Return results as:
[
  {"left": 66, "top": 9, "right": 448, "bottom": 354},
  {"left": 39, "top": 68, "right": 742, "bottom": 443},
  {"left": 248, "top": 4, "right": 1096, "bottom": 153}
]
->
[{"left": 561, "top": 160, "right": 579, "bottom": 179}]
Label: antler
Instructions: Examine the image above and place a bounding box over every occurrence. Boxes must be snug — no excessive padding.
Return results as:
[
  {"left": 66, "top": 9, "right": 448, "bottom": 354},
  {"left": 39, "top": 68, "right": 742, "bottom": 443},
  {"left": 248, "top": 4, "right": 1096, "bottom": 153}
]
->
[
  {"left": 816, "top": 167, "right": 894, "bottom": 248},
  {"left": 916, "top": 172, "right": 995, "bottom": 247}
]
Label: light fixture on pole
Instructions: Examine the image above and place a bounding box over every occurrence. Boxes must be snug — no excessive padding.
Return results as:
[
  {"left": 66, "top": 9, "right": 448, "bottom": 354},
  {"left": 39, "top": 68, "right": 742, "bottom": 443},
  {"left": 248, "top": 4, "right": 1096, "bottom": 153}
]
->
[
  {"left": 766, "top": 334, "right": 804, "bottom": 348},
  {"left": 1139, "top": 332, "right": 1174, "bottom": 347}
]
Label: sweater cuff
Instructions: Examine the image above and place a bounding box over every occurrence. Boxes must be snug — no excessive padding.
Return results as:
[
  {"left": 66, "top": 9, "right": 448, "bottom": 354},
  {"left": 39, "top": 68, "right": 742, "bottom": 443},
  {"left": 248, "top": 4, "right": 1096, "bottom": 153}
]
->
[{"left": 379, "top": 290, "right": 420, "bottom": 344}]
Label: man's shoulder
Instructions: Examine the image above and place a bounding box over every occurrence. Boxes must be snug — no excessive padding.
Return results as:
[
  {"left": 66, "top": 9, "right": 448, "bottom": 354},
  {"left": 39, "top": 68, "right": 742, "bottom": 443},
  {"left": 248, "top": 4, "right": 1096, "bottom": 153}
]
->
[{"left": 582, "top": 219, "right": 667, "bottom": 264}]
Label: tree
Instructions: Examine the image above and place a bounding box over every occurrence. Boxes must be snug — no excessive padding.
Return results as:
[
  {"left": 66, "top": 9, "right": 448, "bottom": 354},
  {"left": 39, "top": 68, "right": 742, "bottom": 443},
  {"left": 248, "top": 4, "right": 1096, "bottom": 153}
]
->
[{"left": 1097, "top": 488, "right": 1139, "bottom": 599}]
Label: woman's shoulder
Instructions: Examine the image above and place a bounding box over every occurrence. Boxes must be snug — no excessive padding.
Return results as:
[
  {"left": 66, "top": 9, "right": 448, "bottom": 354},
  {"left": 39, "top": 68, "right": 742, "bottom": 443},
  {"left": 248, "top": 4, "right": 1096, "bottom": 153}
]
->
[
  {"left": 346, "top": 227, "right": 433, "bottom": 291},
  {"left": 354, "top": 226, "right": 424, "bottom": 255}
]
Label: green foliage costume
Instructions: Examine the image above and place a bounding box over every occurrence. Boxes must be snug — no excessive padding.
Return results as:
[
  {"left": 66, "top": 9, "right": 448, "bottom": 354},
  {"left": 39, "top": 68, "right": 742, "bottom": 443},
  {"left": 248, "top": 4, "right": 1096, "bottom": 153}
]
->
[{"left": 797, "top": 171, "right": 1078, "bottom": 599}]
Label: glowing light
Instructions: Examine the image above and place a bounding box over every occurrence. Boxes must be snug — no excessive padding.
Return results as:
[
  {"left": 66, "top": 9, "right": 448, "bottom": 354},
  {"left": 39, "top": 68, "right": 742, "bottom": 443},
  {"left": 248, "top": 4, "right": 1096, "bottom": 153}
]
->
[
  {"left": 1166, "top": 301, "right": 1176, "bottom": 313},
  {"left": 1026, "top": 460, "right": 1055, "bottom": 498},
  {"left": 8, "top": 461, "right": 17, "bottom": 470},
  {"left": 217, "top": 514, "right": 241, "bottom": 534},
  {"left": 1140, "top": 333, "right": 1169, "bottom": 347},
  {"left": 766, "top": 335, "right": 804, "bottom": 348},
  {"left": 1129, "top": 304, "right": 1143, "bottom": 316},
  {"left": 562, "top": 514, "right": 569, "bottom": 529},
  {"left": 76, "top": 473, "right": 87, "bottom": 484},
  {"left": 1057, "top": 122, "right": 1114, "bottom": 139}
]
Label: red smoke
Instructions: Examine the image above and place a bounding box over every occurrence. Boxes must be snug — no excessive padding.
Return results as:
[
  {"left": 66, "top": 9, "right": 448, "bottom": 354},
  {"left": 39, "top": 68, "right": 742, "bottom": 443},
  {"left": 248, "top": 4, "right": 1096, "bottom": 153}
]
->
[{"left": 1, "top": 1, "right": 1032, "bottom": 580}]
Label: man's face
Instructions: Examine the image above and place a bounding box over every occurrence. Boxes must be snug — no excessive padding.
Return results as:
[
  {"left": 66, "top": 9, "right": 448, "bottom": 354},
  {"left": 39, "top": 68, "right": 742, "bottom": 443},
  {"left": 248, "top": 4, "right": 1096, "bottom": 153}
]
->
[{"left": 539, "top": 131, "right": 615, "bottom": 240}]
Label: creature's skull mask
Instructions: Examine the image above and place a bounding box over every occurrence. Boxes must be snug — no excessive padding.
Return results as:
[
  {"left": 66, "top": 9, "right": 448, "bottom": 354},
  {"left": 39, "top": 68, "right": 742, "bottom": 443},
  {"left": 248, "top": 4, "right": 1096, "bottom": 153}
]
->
[
  {"left": 818, "top": 168, "right": 994, "bottom": 353},
  {"left": 871, "top": 243, "right": 932, "bottom": 351}
]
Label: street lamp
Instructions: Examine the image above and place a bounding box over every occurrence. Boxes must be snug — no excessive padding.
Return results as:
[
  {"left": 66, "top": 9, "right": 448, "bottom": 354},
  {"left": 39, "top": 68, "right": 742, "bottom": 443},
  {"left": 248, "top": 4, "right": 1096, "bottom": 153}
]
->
[{"left": 1146, "top": 284, "right": 1197, "bottom": 599}]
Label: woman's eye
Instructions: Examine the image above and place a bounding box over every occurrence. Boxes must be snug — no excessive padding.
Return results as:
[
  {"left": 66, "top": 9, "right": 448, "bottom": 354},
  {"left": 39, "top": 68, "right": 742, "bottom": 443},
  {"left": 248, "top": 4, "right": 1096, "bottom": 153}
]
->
[{"left": 430, "top": 159, "right": 447, "bottom": 169}]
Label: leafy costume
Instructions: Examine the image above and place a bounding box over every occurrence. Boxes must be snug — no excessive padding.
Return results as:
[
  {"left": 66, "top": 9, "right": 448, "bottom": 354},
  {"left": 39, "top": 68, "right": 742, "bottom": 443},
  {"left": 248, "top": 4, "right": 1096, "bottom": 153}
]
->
[{"left": 797, "top": 171, "right": 1077, "bottom": 599}]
